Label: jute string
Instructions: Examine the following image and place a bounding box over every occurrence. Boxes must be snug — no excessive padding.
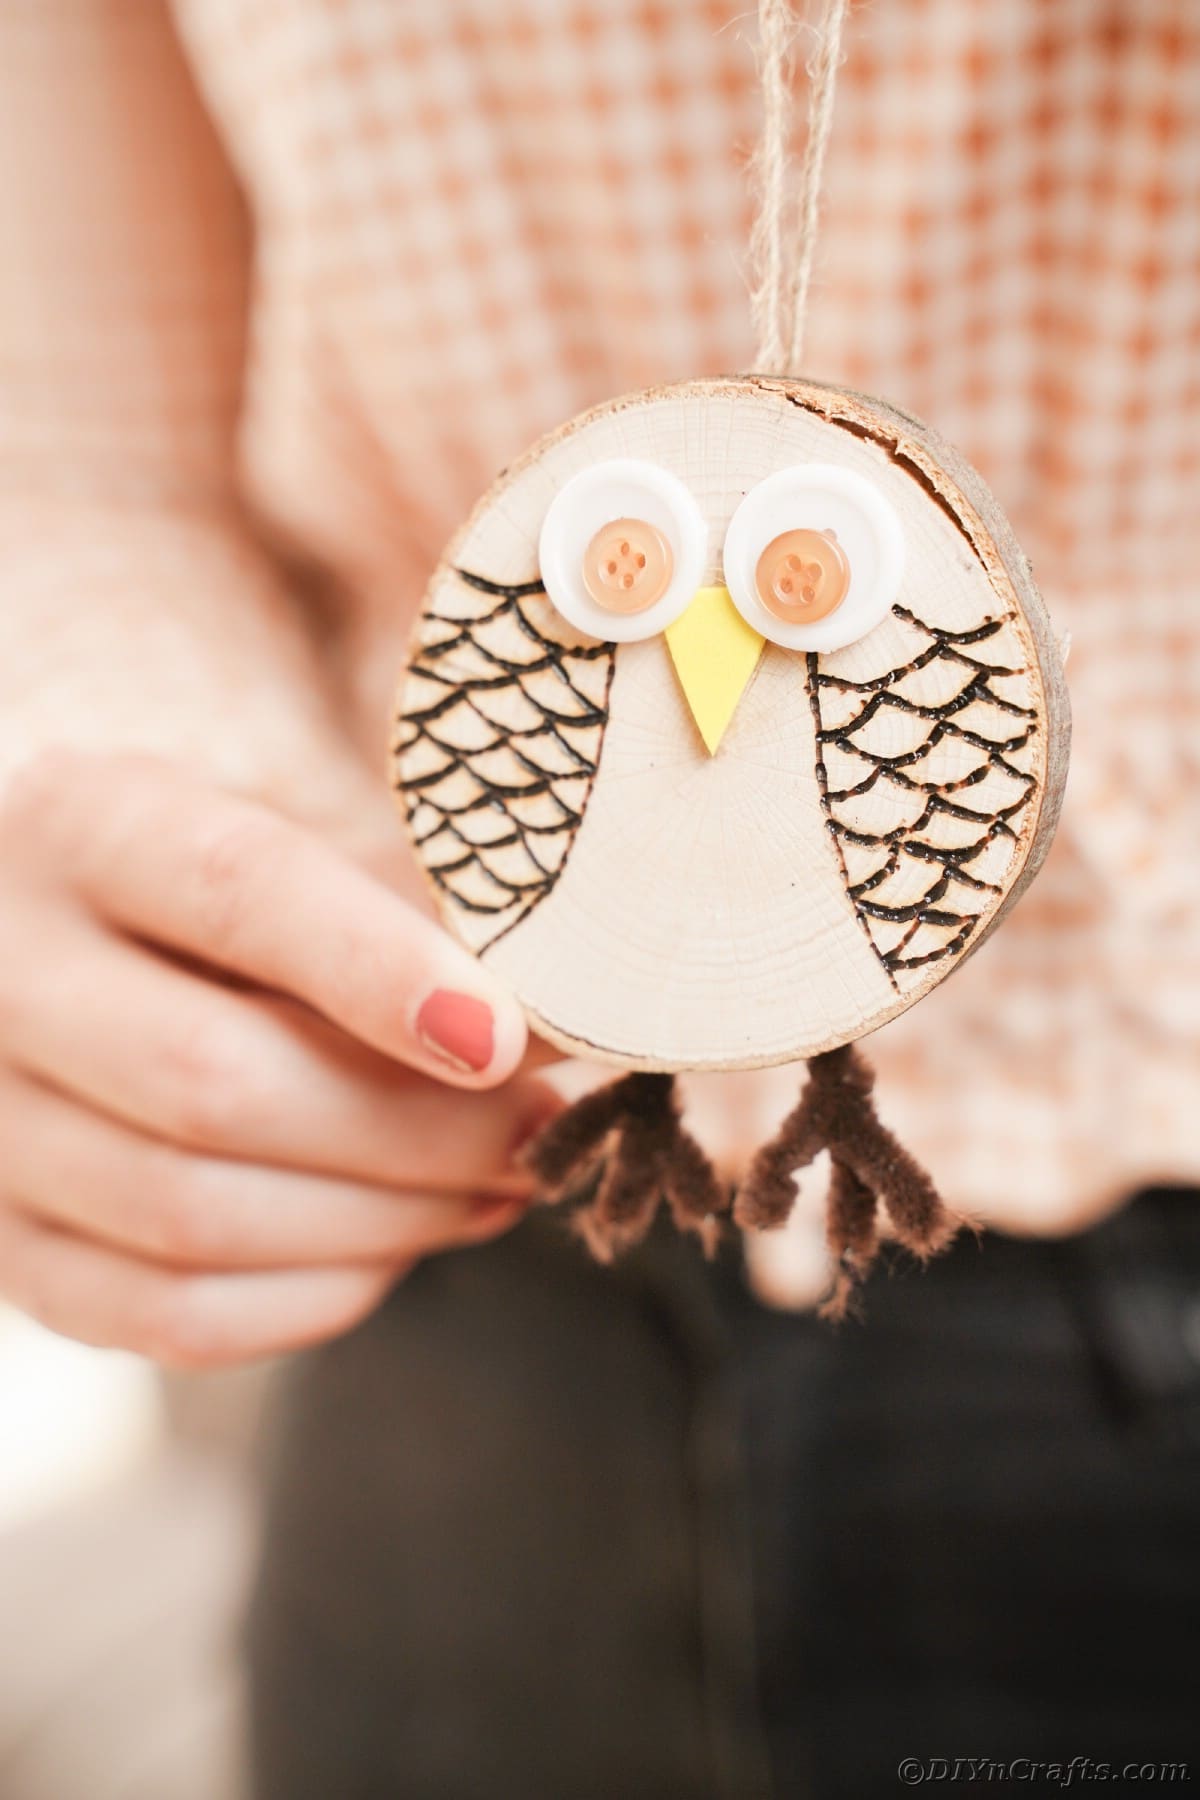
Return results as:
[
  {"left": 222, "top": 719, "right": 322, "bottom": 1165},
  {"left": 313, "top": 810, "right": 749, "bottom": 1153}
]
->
[{"left": 749, "top": 0, "right": 850, "bottom": 376}]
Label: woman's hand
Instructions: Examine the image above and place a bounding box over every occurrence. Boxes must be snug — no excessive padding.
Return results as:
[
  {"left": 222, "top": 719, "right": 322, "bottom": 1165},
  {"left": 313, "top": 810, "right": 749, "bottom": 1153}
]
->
[{"left": 0, "top": 750, "right": 557, "bottom": 1367}]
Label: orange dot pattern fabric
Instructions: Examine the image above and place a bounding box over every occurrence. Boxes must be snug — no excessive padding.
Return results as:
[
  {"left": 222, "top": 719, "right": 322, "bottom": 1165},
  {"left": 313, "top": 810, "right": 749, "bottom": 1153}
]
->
[{"left": 2, "top": 0, "right": 1199, "bottom": 1237}]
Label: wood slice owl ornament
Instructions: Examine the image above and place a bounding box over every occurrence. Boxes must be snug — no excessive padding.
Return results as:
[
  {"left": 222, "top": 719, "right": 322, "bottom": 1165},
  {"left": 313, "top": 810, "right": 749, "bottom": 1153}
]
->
[{"left": 391, "top": 376, "right": 1069, "bottom": 1308}]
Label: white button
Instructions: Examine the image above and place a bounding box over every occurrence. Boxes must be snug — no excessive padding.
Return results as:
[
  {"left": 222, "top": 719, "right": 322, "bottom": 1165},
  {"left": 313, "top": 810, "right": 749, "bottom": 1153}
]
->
[
  {"left": 538, "top": 459, "right": 708, "bottom": 643},
  {"left": 723, "top": 464, "right": 906, "bottom": 652}
]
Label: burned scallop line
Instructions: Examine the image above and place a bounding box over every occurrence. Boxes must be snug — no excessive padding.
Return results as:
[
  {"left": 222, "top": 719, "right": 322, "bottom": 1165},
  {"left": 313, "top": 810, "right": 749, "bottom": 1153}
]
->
[
  {"left": 453, "top": 569, "right": 550, "bottom": 601},
  {"left": 396, "top": 580, "right": 615, "bottom": 935},
  {"left": 411, "top": 816, "right": 558, "bottom": 874},
  {"left": 892, "top": 605, "right": 1008, "bottom": 648},
  {"left": 809, "top": 600, "right": 1038, "bottom": 982},
  {"left": 821, "top": 682, "right": 1036, "bottom": 741},
  {"left": 415, "top": 720, "right": 599, "bottom": 778},
  {"left": 887, "top": 920, "right": 978, "bottom": 971},
  {"left": 807, "top": 653, "right": 902, "bottom": 993}
]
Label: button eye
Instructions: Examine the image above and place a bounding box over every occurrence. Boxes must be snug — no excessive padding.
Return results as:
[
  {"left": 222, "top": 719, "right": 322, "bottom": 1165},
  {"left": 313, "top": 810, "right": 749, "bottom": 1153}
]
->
[
  {"left": 723, "top": 464, "right": 905, "bottom": 652},
  {"left": 582, "top": 518, "right": 674, "bottom": 615},
  {"left": 538, "top": 459, "right": 707, "bottom": 643},
  {"left": 755, "top": 527, "right": 849, "bottom": 624}
]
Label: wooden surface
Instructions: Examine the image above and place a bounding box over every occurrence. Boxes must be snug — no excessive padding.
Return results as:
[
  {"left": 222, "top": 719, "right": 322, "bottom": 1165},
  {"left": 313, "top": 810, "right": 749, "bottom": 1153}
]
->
[{"left": 391, "top": 376, "right": 1069, "bottom": 1071}]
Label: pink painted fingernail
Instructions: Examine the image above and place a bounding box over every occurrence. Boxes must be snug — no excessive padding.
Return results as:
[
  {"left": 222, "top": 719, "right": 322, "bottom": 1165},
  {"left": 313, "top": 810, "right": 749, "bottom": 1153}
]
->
[{"left": 416, "top": 988, "right": 495, "bottom": 1073}]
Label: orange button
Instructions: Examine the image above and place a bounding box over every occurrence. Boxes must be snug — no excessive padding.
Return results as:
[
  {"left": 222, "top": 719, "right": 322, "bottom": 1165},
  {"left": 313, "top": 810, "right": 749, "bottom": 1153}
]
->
[
  {"left": 755, "top": 528, "right": 850, "bottom": 625},
  {"left": 582, "top": 517, "right": 674, "bottom": 615}
]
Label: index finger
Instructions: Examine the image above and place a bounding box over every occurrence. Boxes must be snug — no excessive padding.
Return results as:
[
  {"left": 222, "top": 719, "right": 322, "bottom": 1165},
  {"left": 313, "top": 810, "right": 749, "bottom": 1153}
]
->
[{"left": 61, "top": 755, "right": 528, "bottom": 1087}]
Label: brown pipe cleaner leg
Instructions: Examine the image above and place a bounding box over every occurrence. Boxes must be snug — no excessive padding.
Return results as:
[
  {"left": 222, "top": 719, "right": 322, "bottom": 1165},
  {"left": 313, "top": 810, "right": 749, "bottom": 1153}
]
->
[
  {"left": 522, "top": 1072, "right": 728, "bottom": 1260},
  {"left": 735, "top": 1044, "right": 958, "bottom": 1314},
  {"left": 524, "top": 1049, "right": 953, "bottom": 1309},
  {"left": 819, "top": 1161, "right": 878, "bottom": 1322}
]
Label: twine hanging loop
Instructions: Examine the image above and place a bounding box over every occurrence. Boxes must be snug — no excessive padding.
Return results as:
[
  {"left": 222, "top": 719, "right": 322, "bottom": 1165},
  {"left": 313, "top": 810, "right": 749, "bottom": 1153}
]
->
[{"left": 749, "top": 0, "right": 850, "bottom": 376}]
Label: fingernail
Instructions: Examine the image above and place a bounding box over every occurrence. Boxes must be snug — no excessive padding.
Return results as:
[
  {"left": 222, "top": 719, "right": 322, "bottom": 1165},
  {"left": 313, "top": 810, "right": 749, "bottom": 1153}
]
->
[{"left": 416, "top": 988, "right": 495, "bottom": 1073}]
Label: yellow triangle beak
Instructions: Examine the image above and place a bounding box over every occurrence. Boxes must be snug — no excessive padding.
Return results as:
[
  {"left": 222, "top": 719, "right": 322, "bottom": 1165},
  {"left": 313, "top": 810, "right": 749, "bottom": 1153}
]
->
[{"left": 664, "top": 586, "right": 765, "bottom": 755}]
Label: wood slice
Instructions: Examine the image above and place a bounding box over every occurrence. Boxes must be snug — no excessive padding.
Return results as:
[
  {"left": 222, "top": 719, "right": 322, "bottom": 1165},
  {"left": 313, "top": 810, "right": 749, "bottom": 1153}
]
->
[{"left": 390, "top": 376, "right": 1069, "bottom": 1072}]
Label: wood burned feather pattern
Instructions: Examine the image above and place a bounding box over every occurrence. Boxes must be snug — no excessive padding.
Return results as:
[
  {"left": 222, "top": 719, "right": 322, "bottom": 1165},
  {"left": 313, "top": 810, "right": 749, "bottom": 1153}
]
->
[
  {"left": 391, "top": 570, "right": 615, "bottom": 952},
  {"left": 807, "top": 600, "right": 1039, "bottom": 990}
]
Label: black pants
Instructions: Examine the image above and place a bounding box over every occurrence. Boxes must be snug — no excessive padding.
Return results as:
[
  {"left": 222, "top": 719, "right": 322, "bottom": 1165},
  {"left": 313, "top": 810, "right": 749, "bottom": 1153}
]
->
[{"left": 247, "top": 1191, "right": 1200, "bottom": 1799}]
